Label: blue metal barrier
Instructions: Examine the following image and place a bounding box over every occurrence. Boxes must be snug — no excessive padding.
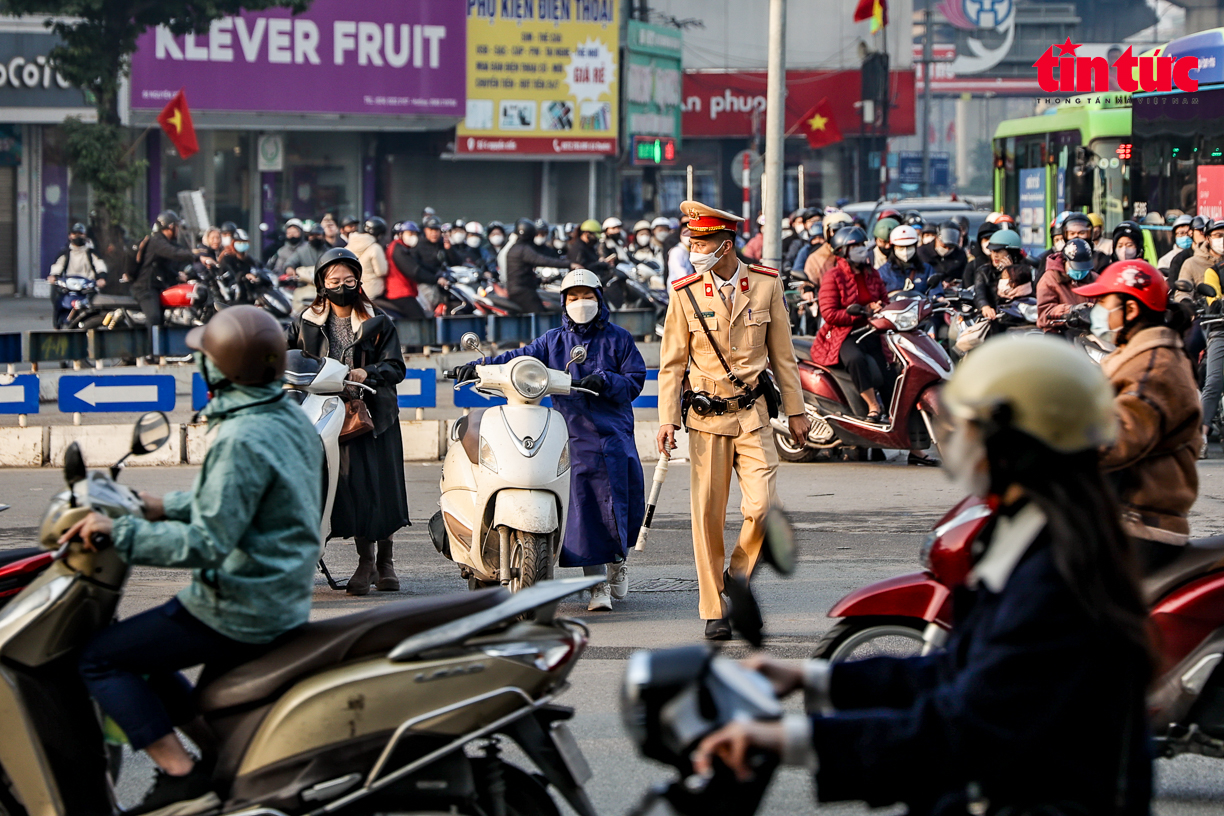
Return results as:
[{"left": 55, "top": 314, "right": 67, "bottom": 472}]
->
[
  {"left": 397, "top": 369, "right": 437, "bottom": 409},
  {"left": 0, "top": 374, "right": 39, "bottom": 414},
  {"left": 534, "top": 312, "right": 563, "bottom": 334},
  {"left": 395, "top": 319, "right": 435, "bottom": 347},
  {"left": 0, "top": 333, "right": 21, "bottom": 364},
  {"left": 88, "top": 328, "right": 150, "bottom": 360},
  {"left": 609, "top": 309, "right": 658, "bottom": 337},
  {"left": 486, "top": 314, "right": 535, "bottom": 344},
  {"left": 192, "top": 372, "right": 209, "bottom": 411},
  {"left": 58, "top": 374, "right": 176, "bottom": 413},
  {"left": 436, "top": 315, "right": 486, "bottom": 345},
  {"left": 632, "top": 369, "right": 659, "bottom": 408},
  {"left": 28, "top": 330, "right": 88, "bottom": 363},
  {"left": 152, "top": 326, "right": 194, "bottom": 357}
]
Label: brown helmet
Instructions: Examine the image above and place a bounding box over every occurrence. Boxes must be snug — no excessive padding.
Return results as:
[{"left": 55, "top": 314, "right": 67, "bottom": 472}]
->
[{"left": 186, "top": 305, "right": 287, "bottom": 386}]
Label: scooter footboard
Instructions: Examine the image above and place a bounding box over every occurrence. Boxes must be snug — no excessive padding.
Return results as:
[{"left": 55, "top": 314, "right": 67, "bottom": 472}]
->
[
  {"left": 492, "top": 489, "right": 561, "bottom": 534},
  {"left": 502, "top": 705, "right": 597, "bottom": 816},
  {"left": 828, "top": 571, "right": 952, "bottom": 627}
]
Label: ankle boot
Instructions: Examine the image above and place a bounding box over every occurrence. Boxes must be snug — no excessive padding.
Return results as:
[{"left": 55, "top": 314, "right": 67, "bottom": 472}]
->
[
  {"left": 375, "top": 539, "right": 400, "bottom": 592},
  {"left": 347, "top": 538, "right": 377, "bottom": 596}
]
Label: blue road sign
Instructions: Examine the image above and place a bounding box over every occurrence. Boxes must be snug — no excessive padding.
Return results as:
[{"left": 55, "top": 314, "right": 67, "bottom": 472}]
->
[
  {"left": 58, "top": 375, "right": 176, "bottom": 413},
  {"left": 192, "top": 372, "right": 209, "bottom": 411},
  {"left": 0, "top": 374, "right": 39, "bottom": 414},
  {"left": 397, "top": 369, "right": 437, "bottom": 409},
  {"left": 632, "top": 370, "right": 659, "bottom": 409}
]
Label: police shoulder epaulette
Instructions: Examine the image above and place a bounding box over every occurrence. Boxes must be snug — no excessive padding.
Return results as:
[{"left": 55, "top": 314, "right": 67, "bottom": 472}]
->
[
  {"left": 672, "top": 272, "right": 702, "bottom": 290},
  {"left": 749, "top": 264, "right": 779, "bottom": 277}
]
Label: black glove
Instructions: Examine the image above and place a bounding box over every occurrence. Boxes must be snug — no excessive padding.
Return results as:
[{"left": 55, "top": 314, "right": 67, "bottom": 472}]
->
[
  {"left": 1065, "top": 302, "right": 1092, "bottom": 330},
  {"left": 576, "top": 374, "right": 605, "bottom": 395},
  {"left": 846, "top": 303, "right": 866, "bottom": 316},
  {"left": 454, "top": 364, "right": 478, "bottom": 383}
]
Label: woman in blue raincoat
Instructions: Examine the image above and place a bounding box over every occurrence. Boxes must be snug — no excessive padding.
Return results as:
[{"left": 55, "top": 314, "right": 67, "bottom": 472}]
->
[{"left": 463, "top": 269, "right": 646, "bottom": 611}]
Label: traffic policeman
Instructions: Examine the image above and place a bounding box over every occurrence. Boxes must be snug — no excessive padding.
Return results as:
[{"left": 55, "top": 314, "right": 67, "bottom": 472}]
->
[{"left": 656, "top": 200, "right": 809, "bottom": 640}]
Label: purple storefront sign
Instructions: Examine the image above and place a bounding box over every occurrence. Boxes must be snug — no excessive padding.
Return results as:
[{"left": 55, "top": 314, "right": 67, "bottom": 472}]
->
[{"left": 129, "top": 0, "right": 465, "bottom": 117}]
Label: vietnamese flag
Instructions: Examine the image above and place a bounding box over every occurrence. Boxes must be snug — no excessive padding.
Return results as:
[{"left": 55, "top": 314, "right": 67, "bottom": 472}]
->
[
  {"left": 799, "top": 98, "right": 844, "bottom": 150},
  {"left": 853, "top": 0, "right": 888, "bottom": 33},
  {"left": 157, "top": 89, "right": 198, "bottom": 159}
]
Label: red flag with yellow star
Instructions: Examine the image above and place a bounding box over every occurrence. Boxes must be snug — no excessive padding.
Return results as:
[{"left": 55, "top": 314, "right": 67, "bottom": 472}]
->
[
  {"left": 157, "top": 89, "right": 198, "bottom": 159},
  {"left": 799, "top": 98, "right": 843, "bottom": 149},
  {"left": 853, "top": 0, "right": 888, "bottom": 32}
]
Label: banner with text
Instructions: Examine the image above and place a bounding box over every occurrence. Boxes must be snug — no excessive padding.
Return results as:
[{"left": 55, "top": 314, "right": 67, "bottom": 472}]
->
[
  {"left": 456, "top": 0, "right": 619, "bottom": 156},
  {"left": 624, "top": 20, "right": 682, "bottom": 148},
  {"left": 129, "top": 0, "right": 465, "bottom": 118}
]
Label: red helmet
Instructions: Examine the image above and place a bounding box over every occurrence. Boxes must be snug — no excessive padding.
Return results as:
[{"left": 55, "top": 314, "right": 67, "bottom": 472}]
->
[{"left": 1072, "top": 259, "right": 1167, "bottom": 312}]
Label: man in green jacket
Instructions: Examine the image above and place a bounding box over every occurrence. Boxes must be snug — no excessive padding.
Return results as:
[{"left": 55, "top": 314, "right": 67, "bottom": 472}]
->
[{"left": 63, "top": 306, "right": 323, "bottom": 816}]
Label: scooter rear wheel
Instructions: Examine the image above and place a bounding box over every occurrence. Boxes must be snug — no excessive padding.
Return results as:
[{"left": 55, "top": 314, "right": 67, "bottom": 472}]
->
[
  {"left": 773, "top": 428, "right": 821, "bottom": 462},
  {"left": 812, "top": 617, "right": 927, "bottom": 663}
]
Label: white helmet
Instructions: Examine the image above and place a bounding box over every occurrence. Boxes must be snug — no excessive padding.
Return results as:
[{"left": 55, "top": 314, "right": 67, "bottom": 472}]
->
[
  {"left": 560, "top": 269, "right": 603, "bottom": 293},
  {"left": 465, "top": 221, "right": 484, "bottom": 235},
  {"left": 633, "top": 220, "right": 652, "bottom": 233},
  {"left": 602, "top": 217, "right": 623, "bottom": 231},
  {"left": 651, "top": 217, "right": 671, "bottom": 230},
  {"left": 823, "top": 211, "right": 853, "bottom": 239},
  {"left": 889, "top": 224, "right": 919, "bottom": 247}
]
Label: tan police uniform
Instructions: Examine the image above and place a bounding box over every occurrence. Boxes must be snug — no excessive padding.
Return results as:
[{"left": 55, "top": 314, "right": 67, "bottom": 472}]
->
[{"left": 658, "top": 201, "right": 805, "bottom": 621}]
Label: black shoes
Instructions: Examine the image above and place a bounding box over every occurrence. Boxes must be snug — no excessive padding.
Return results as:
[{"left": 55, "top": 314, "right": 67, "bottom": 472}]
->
[
  {"left": 130, "top": 766, "right": 219, "bottom": 816},
  {"left": 704, "top": 618, "right": 732, "bottom": 640},
  {"left": 908, "top": 452, "right": 941, "bottom": 467}
]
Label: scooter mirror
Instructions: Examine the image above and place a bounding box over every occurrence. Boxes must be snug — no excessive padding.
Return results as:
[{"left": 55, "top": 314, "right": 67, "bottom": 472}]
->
[
  {"left": 1173, "top": 279, "right": 1194, "bottom": 293},
  {"left": 460, "top": 332, "right": 482, "bottom": 351},
  {"left": 927, "top": 273, "right": 944, "bottom": 290},
  {"left": 64, "top": 442, "right": 87, "bottom": 487},
  {"left": 131, "top": 411, "right": 171, "bottom": 456},
  {"left": 760, "top": 507, "right": 797, "bottom": 576},
  {"left": 1197, "top": 282, "right": 1217, "bottom": 299},
  {"left": 569, "top": 345, "right": 588, "bottom": 366}
]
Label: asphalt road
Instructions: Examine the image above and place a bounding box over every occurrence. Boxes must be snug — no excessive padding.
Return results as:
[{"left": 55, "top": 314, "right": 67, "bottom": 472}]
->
[{"left": 3, "top": 456, "right": 1224, "bottom": 814}]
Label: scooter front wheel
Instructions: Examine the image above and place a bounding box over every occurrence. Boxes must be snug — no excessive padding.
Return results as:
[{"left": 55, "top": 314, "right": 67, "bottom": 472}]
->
[
  {"left": 508, "top": 530, "right": 551, "bottom": 593},
  {"left": 773, "top": 427, "right": 821, "bottom": 462},
  {"left": 812, "top": 616, "right": 927, "bottom": 663}
]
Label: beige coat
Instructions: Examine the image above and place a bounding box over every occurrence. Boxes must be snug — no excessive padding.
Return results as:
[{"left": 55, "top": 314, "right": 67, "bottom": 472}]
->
[
  {"left": 344, "top": 232, "right": 389, "bottom": 299},
  {"left": 1176, "top": 241, "right": 1218, "bottom": 300},
  {"left": 658, "top": 262, "right": 804, "bottom": 436}
]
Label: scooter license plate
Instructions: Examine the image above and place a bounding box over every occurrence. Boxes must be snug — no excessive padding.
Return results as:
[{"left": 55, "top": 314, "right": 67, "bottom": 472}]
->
[{"left": 549, "top": 722, "right": 593, "bottom": 785}]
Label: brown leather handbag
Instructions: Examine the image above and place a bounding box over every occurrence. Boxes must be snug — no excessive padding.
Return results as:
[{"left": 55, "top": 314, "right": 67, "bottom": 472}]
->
[{"left": 339, "top": 398, "right": 374, "bottom": 442}]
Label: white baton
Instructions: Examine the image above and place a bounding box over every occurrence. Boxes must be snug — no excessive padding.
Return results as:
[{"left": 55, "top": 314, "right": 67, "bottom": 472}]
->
[{"left": 635, "top": 456, "right": 670, "bottom": 552}]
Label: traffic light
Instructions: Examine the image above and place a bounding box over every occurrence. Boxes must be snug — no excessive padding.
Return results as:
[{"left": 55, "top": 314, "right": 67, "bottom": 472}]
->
[{"left": 631, "top": 135, "right": 677, "bottom": 166}]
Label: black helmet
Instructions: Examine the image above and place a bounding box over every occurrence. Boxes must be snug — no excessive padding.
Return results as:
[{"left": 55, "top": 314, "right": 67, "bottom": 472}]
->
[
  {"left": 515, "top": 218, "right": 537, "bottom": 241},
  {"left": 220, "top": 221, "right": 238, "bottom": 233},
  {"left": 903, "top": 210, "right": 924, "bottom": 226},
  {"left": 831, "top": 225, "right": 868, "bottom": 252},
  {"left": 315, "top": 247, "right": 363, "bottom": 285},
  {"left": 534, "top": 218, "right": 549, "bottom": 236},
  {"left": 70, "top": 222, "right": 87, "bottom": 234},
  {"left": 487, "top": 220, "right": 506, "bottom": 234},
  {"left": 155, "top": 210, "right": 181, "bottom": 231},
  {"left": 919, "top": 221, "right": 937, "bottom": 235},
  {"left": 342, "top": 216, "right": 360, "bottom": 228},
  {"left": 1062, "top": 237, "right": 1094, "bottom": 265},
  {"left": 1192, "top": 215, "right": 1209, "bottom": 232},
  {"left": 1062, "top": 211, "right": 1092, "bottom": 232},
  {"left": 1208, "top": 219, "right": 1224, "bottom": 236},
  {"left": 363, "top": 216, "right": 387, "bottom": 238},
  {"left": 937, "top": 225, "right": 961, "bottom": 246},
  {"left": 421, "top": 215, "right": 442, "bottom": 230},
  {"left": 1111, "top": 219, "right": 1143, "bottom": 248},
  {"left": 951, "top": 215, "right": 970, "bottom": 236},
  {"left": 307, "top": 223, "right": 325, "bottom": 238}
]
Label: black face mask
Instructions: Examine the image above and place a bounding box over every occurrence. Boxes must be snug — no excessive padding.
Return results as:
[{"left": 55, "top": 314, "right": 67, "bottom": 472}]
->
[
  {"left": 286, "top": 235, "right": 302, "bottom": 246},
  {"left": 70, "top": 236, "right": 86, "bottom": 246},
  {"left": 324, "top": 283, "right": 360, "bottom": 307},
  {"left": 310, "top": 238, "right": 326, "bottom": 249}
]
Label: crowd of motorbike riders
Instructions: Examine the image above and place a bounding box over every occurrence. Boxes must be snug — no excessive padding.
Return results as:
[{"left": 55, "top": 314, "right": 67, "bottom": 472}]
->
[{"left": 40, "top": 189, "right": 1224, "bottom": 815}]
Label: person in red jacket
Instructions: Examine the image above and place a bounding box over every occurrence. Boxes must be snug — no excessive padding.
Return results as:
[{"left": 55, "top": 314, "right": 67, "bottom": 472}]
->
[
  {"left": 377, "top": 221, "right": 427, "bottom": 319},
  {"left": 810, "top": 225, "right": 938, "bottom": 465}
]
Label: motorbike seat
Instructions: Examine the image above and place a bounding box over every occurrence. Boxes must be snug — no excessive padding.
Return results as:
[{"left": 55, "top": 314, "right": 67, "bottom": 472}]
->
[
  {"left": 792, "top": 336, "right": 814, "bottom": 363},
  {"left": 93, "top": 294, "right": 140, "bottom": 309},
  {"left": 1143, "top": 535, "right": 1224, "bottom": 602},
  {"left": 0, "top": 548, "right": 44, "bottom": 570},
  {"left": 454, "top": 408, "right": 487, "bottom": 465},
  {"left": 198, "top": 588, "right": 508, "bottom": 713}
]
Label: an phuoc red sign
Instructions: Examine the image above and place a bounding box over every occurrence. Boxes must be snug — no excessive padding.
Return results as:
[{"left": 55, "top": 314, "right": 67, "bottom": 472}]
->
[{"left": 1034, "top": 40, "right": 1199, "bottom": 94}]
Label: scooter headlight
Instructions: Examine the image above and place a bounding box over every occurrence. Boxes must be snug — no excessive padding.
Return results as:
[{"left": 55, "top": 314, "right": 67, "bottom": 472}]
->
[
  {"left": 479, "top": 437, "right": 499, "bottom": 473},
  {"left": 510, "top": 358, "right": 549, "bottom": 400},
  {"left": 891, "top": 301, "right": 920, "bottom": 332}
]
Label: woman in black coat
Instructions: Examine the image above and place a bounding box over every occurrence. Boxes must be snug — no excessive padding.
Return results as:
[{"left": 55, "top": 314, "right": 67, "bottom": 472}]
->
[
  {"left": 286, "top": 247, "right": 409, "bottom": 596},
  {"left": 691, "top": 336, "right": 1153, "bottom": 816}
]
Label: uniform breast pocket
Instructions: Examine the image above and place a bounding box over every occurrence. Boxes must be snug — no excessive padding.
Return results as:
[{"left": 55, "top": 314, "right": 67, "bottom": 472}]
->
[
  {"left": 746, "top": 312, "right": 771, "bottom": 347},
  {"left": 688, "top": 317, "right": 717, "bottom": 353}
]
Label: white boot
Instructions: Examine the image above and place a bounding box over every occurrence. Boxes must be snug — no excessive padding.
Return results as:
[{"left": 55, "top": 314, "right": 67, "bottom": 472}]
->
[
  {"left": 608, "top": 561, "right": 629, "bottom": 600},
  {"left": 588, "top": 581, "right": 613, "bottom": 611}
]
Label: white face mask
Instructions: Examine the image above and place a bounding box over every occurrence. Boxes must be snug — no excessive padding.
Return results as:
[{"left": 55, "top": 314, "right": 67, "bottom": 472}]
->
[
  {"left": 1053, "top": 237, "right": 1066, "bottom": 252},
  {"left": 566, "top": 298, "right": 600, "bottom": 324},
  {"left": 943, "top": 420, "right": 991, "bottom": 498},
  {"left": 451, "top": 232, "right": 467, "bottom": 244},
  {"left": 921, "top": 234, "right": 936, "bottom": 244},
  {"left": 534, "top": 234, "right": 547, "bottom": 245},
  {"left": 1210, "top": 236, "right": 1223, "bottom": 255},
  {"left": 1090, "top": 303, "right": 1123, "bottom": 345},
  {"left": 553, "top": 239, "right": 566, "bottom": 249},
  {"left": 466, "top": 235, "right": 482, "bottom": 248},
  {"left": 404, "top": 234, "right": 419, "bottom": 247},
  {"left": 654, "top": 230, "right": 669, "bottom": 242},
  {"left": 636, "top": 234, "right": 651, "bottom": 247},
  {"left": 935, "top": 243, "right": 951, "bottom": 257},
  {"left": 489, "top": 234, "right": 505, "bottom": 247},
  {"left": 690, "top": 240, "right": 730, "bottom": 275},
  {"left": 1118, "top": 244, "right": 1138, "bottom": 260},
  {"left": 896, "top": 245, "right": 916, "bottom": 262},
  {"left": 222, "top": 235, "right": 233, "bottom": 247}
]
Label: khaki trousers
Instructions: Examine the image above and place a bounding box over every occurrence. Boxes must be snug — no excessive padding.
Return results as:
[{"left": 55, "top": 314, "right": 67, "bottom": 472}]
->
[{"left": 688, "top": 425, "right": 779, "bottom": 620}]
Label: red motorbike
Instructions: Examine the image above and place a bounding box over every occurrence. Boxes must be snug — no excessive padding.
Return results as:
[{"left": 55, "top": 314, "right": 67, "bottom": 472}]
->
[
  {"left": 777, "top": 292, "right": 954, "bottom": 462},
  {"left": 815, "top": 495, "right": 1224, "bottom": 759}
]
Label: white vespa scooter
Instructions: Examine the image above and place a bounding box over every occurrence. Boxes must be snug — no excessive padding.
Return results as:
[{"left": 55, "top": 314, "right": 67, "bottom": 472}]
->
[
  {"left": 431, "top": 332, "right": 591, "bottom": 592},
  {"left": 283, "top": 315, "right": 390, "bottom": 588}
]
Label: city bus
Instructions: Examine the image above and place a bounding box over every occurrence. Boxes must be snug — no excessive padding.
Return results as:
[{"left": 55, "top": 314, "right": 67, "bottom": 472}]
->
[
  {"left": 1130, "top": 28, "right": 1224, "bottom": 222},
  {"left": 992, "top": 100, "right": 1132, "bottom": 251}
]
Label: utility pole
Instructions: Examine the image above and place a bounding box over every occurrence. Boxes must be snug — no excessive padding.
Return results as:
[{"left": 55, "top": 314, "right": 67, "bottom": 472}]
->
[
  {"left": 762, "top": 0, "right": 786, "bottom": 267},
  {"left": 920, "top": 0, "right": 932, "bottom": 196}
]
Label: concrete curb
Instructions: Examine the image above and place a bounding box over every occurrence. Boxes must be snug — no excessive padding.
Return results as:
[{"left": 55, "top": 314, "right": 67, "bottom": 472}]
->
[{"left": 1, "top": 420, "right": 693, "bottom": 467}]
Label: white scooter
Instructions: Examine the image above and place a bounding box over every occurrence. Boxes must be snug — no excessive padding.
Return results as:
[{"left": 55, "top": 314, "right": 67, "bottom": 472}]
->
[
  {"left": 283, "top": 315, "right": 388, "bottom": 589},
  {"left": 431, "top": 332, "right": 592, "bottom": 592}
]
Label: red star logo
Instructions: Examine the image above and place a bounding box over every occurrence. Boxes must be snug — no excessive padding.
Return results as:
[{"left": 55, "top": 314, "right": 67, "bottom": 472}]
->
[{"left": 1055, "top": 38, "right": 1081, "bottom": 58}]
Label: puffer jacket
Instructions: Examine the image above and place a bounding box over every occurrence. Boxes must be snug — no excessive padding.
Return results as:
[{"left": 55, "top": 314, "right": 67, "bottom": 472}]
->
[
  {"left": 1100, "top": 326, "right": 1201, "bottom": 545},
  {"left": 1176, "top": 241, "right": 1218, "bottom": 299},
  {"left": 111, "top": 378, "right": 323, "bottom": 642},
  {"left": 810, "top": 258, "right": 888, "bottom": 367},
  {"left": 1036, "top": 253, "right": 1096, "bottom": 331},
  {"left": 344, "top": 232, "right": 390, "bottom": 299}
]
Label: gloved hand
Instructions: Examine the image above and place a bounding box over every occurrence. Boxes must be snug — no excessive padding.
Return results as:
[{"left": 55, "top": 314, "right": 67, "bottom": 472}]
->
[
  {"left": 454, "top": 364, "right": 478, "bottom": 383},
  {"left": 576, "top": 374, "right": 605, "bottom": 395},
  {"left": 845, "top": 303, "right": 866, "bottom": 316},
  {"left": 1065, "top": 302, "right": 1092, "bottom": 330}
]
